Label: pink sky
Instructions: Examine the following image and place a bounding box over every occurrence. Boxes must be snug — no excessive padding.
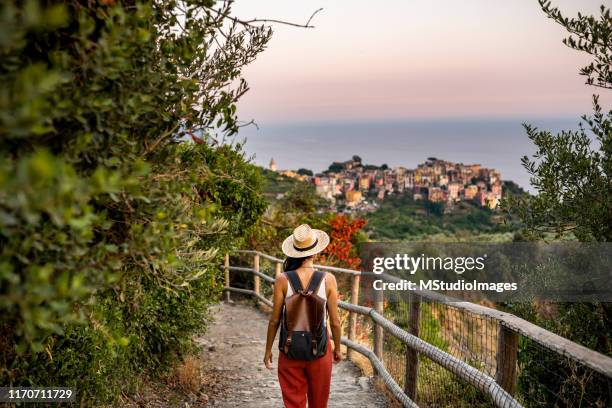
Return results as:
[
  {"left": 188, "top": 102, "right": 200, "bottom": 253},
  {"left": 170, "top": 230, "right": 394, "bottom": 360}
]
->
[{"left": 233, "top": 0, "right": 611, "bottom": 122}]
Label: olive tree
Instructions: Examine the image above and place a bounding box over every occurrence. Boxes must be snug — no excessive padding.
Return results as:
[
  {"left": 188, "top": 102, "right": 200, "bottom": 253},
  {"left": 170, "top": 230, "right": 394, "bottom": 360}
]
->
[{"left": 504, "top": 2, "right": 611, "bottom": 242}]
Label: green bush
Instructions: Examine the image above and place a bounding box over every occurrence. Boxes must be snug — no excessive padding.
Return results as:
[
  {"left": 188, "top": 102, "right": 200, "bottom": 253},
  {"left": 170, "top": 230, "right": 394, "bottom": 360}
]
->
[
  {"left": 508, "top": 301, "right": 610, "bottom": 407},
  {"left": 0, "top": 0, "right": 269, "bottom": 404}
]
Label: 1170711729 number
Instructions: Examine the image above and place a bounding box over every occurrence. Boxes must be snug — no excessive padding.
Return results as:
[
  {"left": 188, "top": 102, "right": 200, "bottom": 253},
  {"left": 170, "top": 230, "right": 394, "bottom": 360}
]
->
[{"left": 0, "top": 387, "right": 76, "bottom": 402}]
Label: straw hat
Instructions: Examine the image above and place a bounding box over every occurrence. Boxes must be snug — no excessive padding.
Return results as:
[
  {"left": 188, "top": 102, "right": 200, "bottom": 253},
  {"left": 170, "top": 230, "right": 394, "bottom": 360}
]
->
[{"left": 281, "top": 224, "right": 330, "bottom": 258}]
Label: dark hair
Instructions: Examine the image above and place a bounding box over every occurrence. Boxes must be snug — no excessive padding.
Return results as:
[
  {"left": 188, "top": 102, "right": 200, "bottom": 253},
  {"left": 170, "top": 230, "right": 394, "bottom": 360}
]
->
[{"left": 283, "top": 256, "right": 312, "bottom": 272}]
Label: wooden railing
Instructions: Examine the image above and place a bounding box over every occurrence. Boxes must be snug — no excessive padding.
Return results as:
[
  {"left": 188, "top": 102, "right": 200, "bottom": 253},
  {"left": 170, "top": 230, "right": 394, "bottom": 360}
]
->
[{"left": 222, "top": 250, "right": 612, "bottom": 408}]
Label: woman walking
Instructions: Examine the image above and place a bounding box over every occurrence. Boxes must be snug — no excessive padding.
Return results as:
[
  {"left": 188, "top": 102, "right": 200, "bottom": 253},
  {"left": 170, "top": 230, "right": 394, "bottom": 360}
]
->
[{"left": 263, "top": 224, "right": 343, "bottom": 408}]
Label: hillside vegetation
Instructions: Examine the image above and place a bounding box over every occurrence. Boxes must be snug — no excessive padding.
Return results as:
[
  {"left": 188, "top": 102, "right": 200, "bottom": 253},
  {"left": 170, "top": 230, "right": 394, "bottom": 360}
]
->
[
  {"left": 365, "top": 193, "right": 519, "bottom": 240},
  {"left": 260, "top": 168, "right": 304, "bottom": 202}
]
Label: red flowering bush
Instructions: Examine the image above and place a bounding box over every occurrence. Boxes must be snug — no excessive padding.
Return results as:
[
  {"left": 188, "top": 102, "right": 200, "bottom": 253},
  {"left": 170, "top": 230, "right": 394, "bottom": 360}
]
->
[{"left": 320, "top": 215, "right": 367, "bottom": 270}]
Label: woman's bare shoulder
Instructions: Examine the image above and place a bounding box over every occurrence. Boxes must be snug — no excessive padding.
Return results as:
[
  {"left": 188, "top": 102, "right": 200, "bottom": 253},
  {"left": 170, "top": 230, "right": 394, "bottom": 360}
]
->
[
  {"left": 324, "top": 272, "right": 337, "bottom": 286},
  {"left": 274, "top": 273, "right": 288, "bottom": 295},
  {"left": 275, "top": 273, "right": 288, "bottom": 284}
]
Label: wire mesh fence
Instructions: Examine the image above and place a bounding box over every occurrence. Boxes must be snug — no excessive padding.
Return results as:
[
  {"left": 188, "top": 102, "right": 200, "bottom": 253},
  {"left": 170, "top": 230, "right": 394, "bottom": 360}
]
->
[
  {"left": 358, "top": 294, "right": 610, "bottom": 407},
  {"left": 516, "top": 337, "right": 611, "bottom": 407},
  {"left": 378, "top": 300, "right": 498, "bottom": 407}
]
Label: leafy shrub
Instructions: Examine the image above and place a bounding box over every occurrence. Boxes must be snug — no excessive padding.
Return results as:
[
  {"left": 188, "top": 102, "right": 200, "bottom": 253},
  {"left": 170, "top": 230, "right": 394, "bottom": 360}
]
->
[
  {"left": 509, "top": 301, "right": 610, "bottom": 407},
  {"left": 0, "top": 0, "right": 269, "bottom": 404}
]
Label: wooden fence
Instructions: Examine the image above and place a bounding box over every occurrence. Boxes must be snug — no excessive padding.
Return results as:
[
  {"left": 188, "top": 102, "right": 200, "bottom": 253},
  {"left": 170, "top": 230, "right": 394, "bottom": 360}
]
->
[{"left": 222, "top": 250, "right": 612, "bottom": 408}]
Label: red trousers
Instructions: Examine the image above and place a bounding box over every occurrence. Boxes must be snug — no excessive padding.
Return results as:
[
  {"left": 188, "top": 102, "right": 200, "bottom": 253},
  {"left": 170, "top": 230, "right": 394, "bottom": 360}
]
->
[{"left": 278, "top": 342, "right": 332, "bottom": 408}]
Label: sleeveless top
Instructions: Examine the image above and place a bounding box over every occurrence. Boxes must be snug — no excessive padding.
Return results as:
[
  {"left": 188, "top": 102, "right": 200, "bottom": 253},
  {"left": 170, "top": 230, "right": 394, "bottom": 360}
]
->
[{"left": 285, "top": 271, "right": 328, "bottom": 326}]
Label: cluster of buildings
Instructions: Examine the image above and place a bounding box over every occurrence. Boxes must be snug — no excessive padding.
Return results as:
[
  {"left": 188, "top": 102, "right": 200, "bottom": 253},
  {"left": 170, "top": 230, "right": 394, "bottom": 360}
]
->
[
  {"left": 268, "top": 159, "right": 311, "bottom": 182},
  {"left": 269, "top": 156, "right": 503, "bottom": 211}
]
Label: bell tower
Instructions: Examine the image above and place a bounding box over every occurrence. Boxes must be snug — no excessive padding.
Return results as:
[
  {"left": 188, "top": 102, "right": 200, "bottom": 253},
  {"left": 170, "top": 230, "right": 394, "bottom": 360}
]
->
[{"left": 269, "top": 158, "right": 277, "bottom": 172}]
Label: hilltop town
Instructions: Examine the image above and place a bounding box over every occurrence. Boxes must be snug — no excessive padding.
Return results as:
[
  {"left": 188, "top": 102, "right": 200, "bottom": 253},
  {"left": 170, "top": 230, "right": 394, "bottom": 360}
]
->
[{"left": 268, "top": 156, "right": 503, "bottom": 212}]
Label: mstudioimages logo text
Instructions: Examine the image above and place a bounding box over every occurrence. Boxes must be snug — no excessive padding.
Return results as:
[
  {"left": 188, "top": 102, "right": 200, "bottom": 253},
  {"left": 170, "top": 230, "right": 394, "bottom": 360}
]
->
[
  {"left": 372, "top": 278, "right": 518, "bottom": 293},
  {"left": 372, "top": 254, "right": 488, "bottom": 275}
]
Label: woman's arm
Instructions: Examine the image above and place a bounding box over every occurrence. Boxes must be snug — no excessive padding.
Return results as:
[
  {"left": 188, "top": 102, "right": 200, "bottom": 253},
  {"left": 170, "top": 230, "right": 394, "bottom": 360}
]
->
[
  {"left": 263, "top": 274, "right": 286, "bottom": 369},
  {"left": 326, "top": 273, "right": 343, "bottom": 363}
]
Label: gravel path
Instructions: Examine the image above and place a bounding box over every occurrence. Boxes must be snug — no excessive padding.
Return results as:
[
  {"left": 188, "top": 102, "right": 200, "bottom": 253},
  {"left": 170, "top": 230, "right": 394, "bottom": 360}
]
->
[{"left": 199, "top": 302, "right": 388, "bottom": 407}]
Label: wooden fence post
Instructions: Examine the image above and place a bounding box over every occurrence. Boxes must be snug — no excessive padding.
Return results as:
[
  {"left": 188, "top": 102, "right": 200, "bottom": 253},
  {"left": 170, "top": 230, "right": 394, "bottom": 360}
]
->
[
  {"left": 347, "top": 274, "right": 361, "bottom": 360},
  {"left": 404, "top": 294, "right": 420, "bottom": 400},
  {"left": 224, "top": 253, "right": 230, "bottom": 302},
  {"left": 275, "top": 261, "right": 282, "bottom": 278},
  {"left": 496, "top": 325, "right": 519, "bottom": 395},
  {"left": 253, "top": 253, "right": 260, "bottom": 305},
  {"left": 373, "top": 287, "right": 384, "bottom": 364}
]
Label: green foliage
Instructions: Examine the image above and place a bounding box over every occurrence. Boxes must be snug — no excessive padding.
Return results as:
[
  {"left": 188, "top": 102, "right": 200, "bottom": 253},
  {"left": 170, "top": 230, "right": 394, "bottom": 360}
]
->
[
  {"left": 327, "top": 163, "right": 344, "bottom": 173},
  {"left": 0, "top": 0, "right": 269, "bottom": 404},
  {"left": 423, "top": 200, "right": 444, "bottom": 216},
  {"left": 505, "top": 100, "right": 611, "bottom": 241},
  {"left": 296, "top": 168, "right": 313, "bottom": 176},
  {"left": 260, "top": 168, "right": 303, "bottom": 201},
  {"left": 539, "top": 1, "right": 611, "bottom": 89},
  {"left": 248, "top": 177, "right": 329, "bottom": 257},
  {"left": 365, "top": 194, "right": 517, "bottom": 240},
  {"left": 503, "top": 3, "right": 611, "bottom": 406},
  {"left": 505, "top": 3, "right": 611, "bottom": 242},
  {"left": 279, "top": 183, "right": 329, "bottom": 215},
  {"left": 501, "top": 180, "right": 526, "bottom": 197},
  {"left": 508, "top": 301, "right": 610, "bottom": 407}
]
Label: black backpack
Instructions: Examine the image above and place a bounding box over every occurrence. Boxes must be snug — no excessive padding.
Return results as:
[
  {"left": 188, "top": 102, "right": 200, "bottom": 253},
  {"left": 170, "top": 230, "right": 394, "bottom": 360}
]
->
[{"left": 279, "top": 270, "right": 328, "bottom": 360}]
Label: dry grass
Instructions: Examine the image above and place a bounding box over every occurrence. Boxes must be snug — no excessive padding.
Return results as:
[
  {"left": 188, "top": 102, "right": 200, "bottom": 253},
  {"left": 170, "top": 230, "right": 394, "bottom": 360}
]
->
[
  {"left": 173, "top": 355, "right": 203, "bottom": 393},
  {"left": 119, "top": 353, "right": 228, "bottom": 408}
]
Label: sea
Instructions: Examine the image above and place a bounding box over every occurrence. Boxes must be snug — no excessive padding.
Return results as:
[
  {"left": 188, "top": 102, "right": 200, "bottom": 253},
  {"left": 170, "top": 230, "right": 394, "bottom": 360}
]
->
[{"left": 234, "top": 117, "right": 587, "bottom": 192}]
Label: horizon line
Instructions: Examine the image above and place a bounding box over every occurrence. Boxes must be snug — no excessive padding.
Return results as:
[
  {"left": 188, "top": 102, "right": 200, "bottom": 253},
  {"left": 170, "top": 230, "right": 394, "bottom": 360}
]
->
[{"left": 239, "top": 115, "right": 584, "bottom": 128}]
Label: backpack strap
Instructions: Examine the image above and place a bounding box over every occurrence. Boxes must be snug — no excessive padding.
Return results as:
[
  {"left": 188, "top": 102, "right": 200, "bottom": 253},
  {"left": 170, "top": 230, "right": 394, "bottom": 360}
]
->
[
  {"left": 285, "top": 270, "right": 325, "bottom": 295},
  {"left": 306, "top": 271, "right": 325, "bottom": 295},
  {"left": 284, "top": 270, "right": 303, "bottom": 294}
]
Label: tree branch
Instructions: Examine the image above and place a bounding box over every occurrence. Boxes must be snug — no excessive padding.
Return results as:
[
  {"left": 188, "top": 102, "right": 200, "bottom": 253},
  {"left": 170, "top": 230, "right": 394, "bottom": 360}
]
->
[
  {"left": 241, "top": 8, "right": 324, "bottom": 28},
  {"left": 208, "top": 7, "right": 324, "bottom": 29},
  {"left": 585, "top": 82, "right": 612, "bottom": 90},
  {"left": 141, "top": 124, "right": 180, "bottom": 157}
]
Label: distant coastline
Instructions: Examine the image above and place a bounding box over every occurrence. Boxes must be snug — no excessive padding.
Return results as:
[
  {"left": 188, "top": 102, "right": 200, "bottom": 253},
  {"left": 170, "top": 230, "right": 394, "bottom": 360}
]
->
[{"left": 237, "top": 117, "right": 583, "bottom": 193}]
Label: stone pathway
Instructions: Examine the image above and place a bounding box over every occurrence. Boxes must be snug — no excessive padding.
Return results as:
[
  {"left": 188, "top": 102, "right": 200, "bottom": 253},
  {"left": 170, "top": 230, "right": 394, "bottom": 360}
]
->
[{"left": 199, "top": 302, "right": 388, "bottom": 407}]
